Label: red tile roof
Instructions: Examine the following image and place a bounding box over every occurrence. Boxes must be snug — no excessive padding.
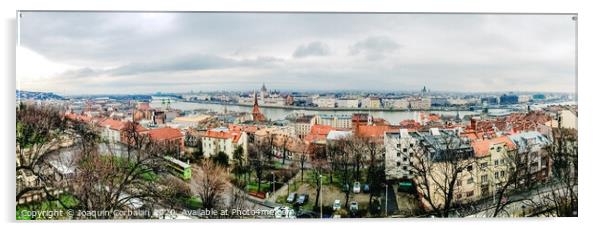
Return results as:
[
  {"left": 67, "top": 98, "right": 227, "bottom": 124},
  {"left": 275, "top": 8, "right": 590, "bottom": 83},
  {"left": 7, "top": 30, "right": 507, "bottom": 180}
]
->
[
  {"left": 147, "top": 127, "right": 183, "bottom": 141},
  {"left": 356, "top": 125, "right": 397, "bottom": 138},
  {"left": 304, "top": 125, "right": 337, "bottom": 144},
  {"left": 310, "top": 125, "right": 335, "bottom": 136},
  {"left": 471, "top": 136, "right": 517, "bottom": 158},
  {"left": 99, "top": 118, "right": 126, "bottom": 131},
  {"left": 64, "top": 113, "right": 93, "bottom": 123},
  {"left": 203, "top": 130, "right": 244, "bottom": 143},
  {"left": 228, "top": 124, "right": 257, "bottom": 133}
]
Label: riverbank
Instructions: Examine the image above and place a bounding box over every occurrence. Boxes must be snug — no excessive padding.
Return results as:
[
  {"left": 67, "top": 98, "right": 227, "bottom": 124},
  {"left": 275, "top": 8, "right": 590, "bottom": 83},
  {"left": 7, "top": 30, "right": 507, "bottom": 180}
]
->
[{"left": 182, "top": 100, "right": 473, "bottom": 112}]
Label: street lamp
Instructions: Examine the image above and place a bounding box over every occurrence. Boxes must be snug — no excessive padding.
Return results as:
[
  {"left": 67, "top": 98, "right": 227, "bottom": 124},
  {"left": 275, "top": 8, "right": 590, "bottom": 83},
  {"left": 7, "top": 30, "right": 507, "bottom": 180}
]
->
[
  {"left": 382, "top": 182, "right": 388, "bottom": 217},
  {"left": 319, "top": 174, "right": 323, "bottom": 219},
  {"left": 271, "top": 172, "right": 276, "bottom": 195}
]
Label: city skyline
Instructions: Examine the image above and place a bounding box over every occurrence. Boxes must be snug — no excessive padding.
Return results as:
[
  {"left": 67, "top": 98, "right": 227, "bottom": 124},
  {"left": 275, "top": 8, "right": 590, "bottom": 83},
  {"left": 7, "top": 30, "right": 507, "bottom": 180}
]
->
[{"left": 17, "top": 12, "right": 577, "bottom": 95}]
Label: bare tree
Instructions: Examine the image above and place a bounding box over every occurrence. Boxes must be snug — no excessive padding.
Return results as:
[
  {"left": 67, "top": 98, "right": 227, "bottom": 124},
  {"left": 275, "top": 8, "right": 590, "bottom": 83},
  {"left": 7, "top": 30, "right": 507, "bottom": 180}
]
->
[
  {"left": 249, "top": 142, "right": 267, "bottom": 193},
  {"left": 409, "top": 134, "right": 475, "bottom": 217},
  {"left": 281, "top": 135, "right": 291, "bottom": 166},
  {"left": 193, "top": 161, "right": 228, "bottom": 211},
  {"left": 16, "top": 103, "right": 66, "bottom": 202},
  {"left": 299, "top": 152, "right": 308, "bottom": 183},
  {"left": 338, "top": 138, "right": 355, "bottom": 208},
  {"left": 311, "top": 159, "right": 327, "bottom": 209},
  {"left": 528, "top": 128, "right": 577, "bottom": 217},
  {"left": 364, "top": 138, "right": 385, "bottom": 210},
  {"left": 66, "top": 123, "right": 172, "bottom": 219}
]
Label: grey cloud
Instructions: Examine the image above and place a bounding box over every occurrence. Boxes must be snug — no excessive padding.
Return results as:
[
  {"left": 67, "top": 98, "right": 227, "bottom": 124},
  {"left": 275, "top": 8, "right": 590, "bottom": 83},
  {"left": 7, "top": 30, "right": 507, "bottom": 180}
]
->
[
  {"left": 349, "top": 36, "right": 401, "bottom": 60},
  {"left": 18, "top": 12, "right": 576, "bottom": 94},
  {"left": 293, "top": 41, "right": 330, "bottom": 58},
  {"left": 59, "top": 54, "right": 282, "bottom": 79}
]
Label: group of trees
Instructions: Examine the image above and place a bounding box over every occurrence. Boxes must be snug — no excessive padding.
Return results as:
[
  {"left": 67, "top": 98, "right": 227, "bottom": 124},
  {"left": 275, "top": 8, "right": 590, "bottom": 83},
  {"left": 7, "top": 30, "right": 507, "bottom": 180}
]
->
[
  {"left": 397, "top": 128, "right": 578, "bottom": 218},
  {"left": 17, "top": 104, "right": 186, "bottom": 219},
  {"left": 405, "top": 135, "right": 476, "bottom": 218},
  {"left": 529, "top": 128, "right": 578, "bottom": 217},
  {"left": 311, "top": 136, "right": 386, "bottom": 212},
  {"left": 16, "top": 103, "right": 66, "bottom": 203}
]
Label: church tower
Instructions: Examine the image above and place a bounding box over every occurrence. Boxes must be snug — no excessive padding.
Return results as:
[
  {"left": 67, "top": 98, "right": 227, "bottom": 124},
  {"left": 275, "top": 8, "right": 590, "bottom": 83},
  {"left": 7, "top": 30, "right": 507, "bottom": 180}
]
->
[{"left": 252, "top": 90, "right": 266, "bottom": 122}]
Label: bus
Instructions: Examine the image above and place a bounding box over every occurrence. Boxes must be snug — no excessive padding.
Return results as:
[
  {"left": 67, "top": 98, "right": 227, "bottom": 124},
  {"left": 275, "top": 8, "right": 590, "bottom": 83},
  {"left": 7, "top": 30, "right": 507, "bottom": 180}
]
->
[{"left": 164, "top": 156, "right": 192, "bottom": 180}]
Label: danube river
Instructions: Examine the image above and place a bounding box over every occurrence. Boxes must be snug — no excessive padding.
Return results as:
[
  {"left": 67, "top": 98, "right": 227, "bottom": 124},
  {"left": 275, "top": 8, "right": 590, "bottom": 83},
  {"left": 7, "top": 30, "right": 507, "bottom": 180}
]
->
[{"left": 149, "top": 100, "right": 514, "bottom": 124}]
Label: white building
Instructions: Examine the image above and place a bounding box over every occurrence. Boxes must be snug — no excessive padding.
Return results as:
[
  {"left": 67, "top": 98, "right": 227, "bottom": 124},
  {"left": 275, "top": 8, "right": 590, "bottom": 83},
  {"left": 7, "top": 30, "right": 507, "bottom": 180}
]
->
[
  {"left": 98, "top": 118, "right": 125, "bottom": 143},
  {"left": 382, "top": 98, "right": 410, "bottom": 109},
  {"left": 292, "top": 115, "right": 316, "bottom": 138},
  {"left": 518, "top": 95, "right": 532, "bottom": 104},
  {"left": 558, "top": 110, "right": 578, "bottom": 129},
  {"left": 361, "top": 97, "right": 381, "bottom": 109},
  {"left": 335, "top": 98, "right": 360, "bottom": 108},
  {"left": 314, "top": 114, "right": 352, "bottom": 129},
  {"left": 409, "top": 97, "right": 431, "bottom": 110},
  {"left": 200, "top": 127, "right": 248, "bottom": 161},
  {"left": 384, "top": 129, "right": 416, "bottom": 180},
  {"left": 263, "top": 96, "right": 286, "bottom": 106},
  {"left": 312, "top": 97, "right": 336, "bottom": 108}
]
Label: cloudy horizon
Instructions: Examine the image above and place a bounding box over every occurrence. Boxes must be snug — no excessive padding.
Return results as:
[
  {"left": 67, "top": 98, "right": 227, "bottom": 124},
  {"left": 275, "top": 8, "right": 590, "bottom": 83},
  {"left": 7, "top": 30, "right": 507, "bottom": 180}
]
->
[{"left": 16, "top": 12, "right": 577, "bottom": 95}]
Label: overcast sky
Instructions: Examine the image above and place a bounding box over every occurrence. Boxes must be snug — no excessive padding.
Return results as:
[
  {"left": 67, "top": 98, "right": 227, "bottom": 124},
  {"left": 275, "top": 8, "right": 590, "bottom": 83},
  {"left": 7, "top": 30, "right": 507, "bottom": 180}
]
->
[{"left": 17, "top": 12, "right": 576, "bottom": 95}]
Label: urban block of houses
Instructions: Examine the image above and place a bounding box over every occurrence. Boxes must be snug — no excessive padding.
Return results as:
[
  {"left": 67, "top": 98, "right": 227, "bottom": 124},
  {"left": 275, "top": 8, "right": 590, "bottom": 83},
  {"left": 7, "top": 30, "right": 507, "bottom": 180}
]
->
[
  {"left": 199, "top": 127, "right": 248, "bottom": 161},
  {"left": 383, "top": 126, "right": 553, "bottom": 210},
  {"left": 314, "top": 114, "right": 353, "bottom": 129}
]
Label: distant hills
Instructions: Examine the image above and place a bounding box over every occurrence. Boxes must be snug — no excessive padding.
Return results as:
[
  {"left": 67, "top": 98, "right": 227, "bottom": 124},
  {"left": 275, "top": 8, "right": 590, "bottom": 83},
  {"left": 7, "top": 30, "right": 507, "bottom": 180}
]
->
[{"left": 16, "top": 90, "right": 64, "bottom": 100}]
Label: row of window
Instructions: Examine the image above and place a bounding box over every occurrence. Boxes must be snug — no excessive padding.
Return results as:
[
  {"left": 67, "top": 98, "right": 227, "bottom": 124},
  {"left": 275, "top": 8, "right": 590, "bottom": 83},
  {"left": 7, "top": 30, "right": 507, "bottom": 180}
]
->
[{"left": 456, "top": 190, "right": 475, "bottom": 199}]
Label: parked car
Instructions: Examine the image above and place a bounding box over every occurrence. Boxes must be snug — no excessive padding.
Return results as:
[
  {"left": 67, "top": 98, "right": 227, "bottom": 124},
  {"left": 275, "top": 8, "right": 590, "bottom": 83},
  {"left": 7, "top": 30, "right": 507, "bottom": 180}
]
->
[
  {"left": 332, "top": 199, "right": 341, "bottom": 210},
  {"left": 349, "top": 201, "right": 359, "bottom": 212},
  {"left": 353, "top": 181, "right": 361, "bottom": 193},
  {"left": 286, "top": 192, "right": 297, "bottom": 203},
  {"left": 363, "top": 183, "right": 370, "bottom": 193},
  {"left": 296, "top": 194, "right": 309, "bottom": 205}
]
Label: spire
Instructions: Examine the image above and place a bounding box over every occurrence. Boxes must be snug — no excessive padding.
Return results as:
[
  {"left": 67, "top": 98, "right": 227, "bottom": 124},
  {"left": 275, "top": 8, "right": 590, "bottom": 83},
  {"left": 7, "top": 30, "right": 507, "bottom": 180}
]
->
[{"left": 251, "top": 90, "right": 265, "bottom": 122}]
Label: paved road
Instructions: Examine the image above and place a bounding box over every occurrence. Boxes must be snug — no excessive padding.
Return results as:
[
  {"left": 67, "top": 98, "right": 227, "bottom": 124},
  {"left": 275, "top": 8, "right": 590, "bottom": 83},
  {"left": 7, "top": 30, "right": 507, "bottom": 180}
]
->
[{"left": 464, "top": 181, "right": 576, "bottom": 218}]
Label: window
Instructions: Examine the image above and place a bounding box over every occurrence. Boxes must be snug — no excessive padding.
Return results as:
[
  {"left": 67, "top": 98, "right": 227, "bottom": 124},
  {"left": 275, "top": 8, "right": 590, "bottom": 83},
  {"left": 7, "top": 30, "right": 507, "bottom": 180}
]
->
[
  {"left": 496, "top": 146, "right": 502, "bottom": 152},
  {"left": 480, "top": 175, "right": 488, "bottom": 183},
  {"left": 466, "top": 191, "right": 474, "bottom": 197},
  {"left": 480, "top": 162, "right": 488, "bottom": 169},
  {"left": 403, "top": 148, "right": 408, "bottom": 153},
  {"left": 500, "top": 171, "right": 505, "bottom": 177},
  {"left": 494, "top": 160, "right": 499, "bottom": 166},
  {"left": 396, "top": 144, "right": 401, "bottom": 148},
  {"left": 494, "top": 172, "right": 500, "bottom": 179},
  {"left": 457, "top": 180, "right": 462, "bottom": 186},
  {"left": 466, "top": 165, "right": 473, "bottom": 172},
  {"left": 403, "top": 166, "right": 408, "bottom": 171},
  {"left": 396, "top": 162, "right": 401, "bottom": 167},
  {"left": 403, "top": 157, "right": 408, "bottom": 162},
  {"left": 467, "top": 177, "right": 474, "bottom": 184},
  {"left": 397, "top": 152, "right": 401, "bottom": 157},
  {"left": 410, "top": 143, "right": 414, "bottom": 148}
]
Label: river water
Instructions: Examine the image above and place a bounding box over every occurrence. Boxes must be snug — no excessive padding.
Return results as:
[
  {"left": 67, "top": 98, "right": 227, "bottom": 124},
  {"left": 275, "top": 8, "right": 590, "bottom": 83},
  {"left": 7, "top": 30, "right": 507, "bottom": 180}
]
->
[{"left": 149, "top": 100, "right": 506, "bottom": 124}]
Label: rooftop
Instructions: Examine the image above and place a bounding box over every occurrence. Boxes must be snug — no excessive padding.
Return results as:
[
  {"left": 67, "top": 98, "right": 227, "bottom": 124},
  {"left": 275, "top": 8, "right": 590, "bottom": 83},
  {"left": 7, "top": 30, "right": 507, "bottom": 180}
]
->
[{"left": 147, "top": 127, "right": 183, "bottom": 141}]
